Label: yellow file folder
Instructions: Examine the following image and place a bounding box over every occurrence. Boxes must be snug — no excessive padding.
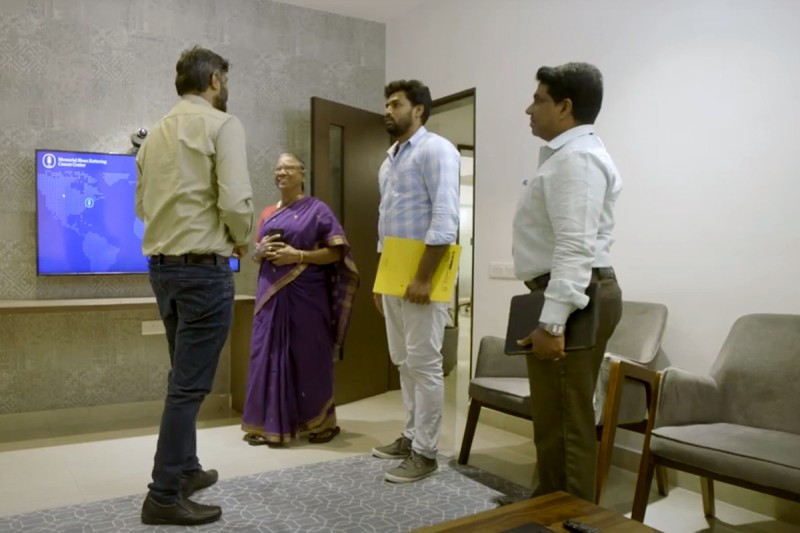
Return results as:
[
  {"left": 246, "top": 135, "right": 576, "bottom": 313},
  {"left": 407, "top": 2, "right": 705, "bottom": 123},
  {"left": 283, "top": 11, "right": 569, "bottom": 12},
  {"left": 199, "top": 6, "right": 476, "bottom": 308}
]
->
[{"left": 373, "top": 237, "right": 462, "bottom": 303}]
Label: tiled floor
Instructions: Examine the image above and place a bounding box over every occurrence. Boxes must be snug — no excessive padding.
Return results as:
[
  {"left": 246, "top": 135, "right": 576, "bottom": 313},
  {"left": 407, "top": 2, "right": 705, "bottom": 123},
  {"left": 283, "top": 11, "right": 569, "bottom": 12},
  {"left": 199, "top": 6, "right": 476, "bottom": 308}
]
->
[{"left": 1, "top": 356, "right": 798, "bottom": 532}]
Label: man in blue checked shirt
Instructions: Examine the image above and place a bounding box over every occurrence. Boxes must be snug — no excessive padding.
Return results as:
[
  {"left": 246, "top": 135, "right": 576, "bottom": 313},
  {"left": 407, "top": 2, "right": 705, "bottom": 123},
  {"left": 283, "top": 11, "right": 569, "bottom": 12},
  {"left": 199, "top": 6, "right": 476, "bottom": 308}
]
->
[{"left": 370, "top": 79, "right": 460, "bottom": 484}]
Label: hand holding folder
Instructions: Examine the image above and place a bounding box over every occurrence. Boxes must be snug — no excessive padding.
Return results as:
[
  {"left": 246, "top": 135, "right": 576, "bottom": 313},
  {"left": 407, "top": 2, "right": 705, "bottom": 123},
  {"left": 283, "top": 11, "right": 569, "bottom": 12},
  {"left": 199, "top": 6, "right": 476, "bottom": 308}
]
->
[
  {"left": 504, "top": 282, "right": 600, "bottom": 355},
  {"left": 373, "top": 237, "right": 461, "bottom": 303}
]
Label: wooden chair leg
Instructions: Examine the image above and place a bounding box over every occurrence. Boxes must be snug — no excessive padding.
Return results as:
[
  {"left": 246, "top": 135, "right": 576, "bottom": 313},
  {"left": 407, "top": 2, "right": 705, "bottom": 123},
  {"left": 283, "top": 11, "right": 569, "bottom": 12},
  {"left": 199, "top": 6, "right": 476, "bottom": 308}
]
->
[
  {"left": 458, "top": 399, "right": 482, "bottom": 465},
  {"left": 701, "top": 477, "right": 715, "bottom": 517},
  {"left": 631, "top": 371, "right": 662, "bottom": 522},
  {"left": 596, "top": 360, "right": 625, "bottom": 503},
  {"left": 632, "top": 450, "right": 655, "bottom": 522},
  {"left": 655, "top": 465, "right": 669, "bottom": 496}
]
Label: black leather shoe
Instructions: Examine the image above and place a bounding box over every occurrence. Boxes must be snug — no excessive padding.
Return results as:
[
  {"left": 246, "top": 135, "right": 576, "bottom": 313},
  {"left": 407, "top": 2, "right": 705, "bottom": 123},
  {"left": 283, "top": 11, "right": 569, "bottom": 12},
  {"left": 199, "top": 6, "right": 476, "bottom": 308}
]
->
[
  {"left": 141, "top": 495, "right": 222, "bottom": 526},
  {"left": 181, "top": 468, "right": 219, "bottom": 498}
]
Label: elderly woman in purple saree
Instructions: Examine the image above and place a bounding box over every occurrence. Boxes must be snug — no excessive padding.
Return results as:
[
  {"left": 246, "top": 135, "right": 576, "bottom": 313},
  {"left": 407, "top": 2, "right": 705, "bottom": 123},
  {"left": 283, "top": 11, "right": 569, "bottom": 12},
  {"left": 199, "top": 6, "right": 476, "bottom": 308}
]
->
[{"left": 242, "top": 154, "right": 358, "bottom": 446}]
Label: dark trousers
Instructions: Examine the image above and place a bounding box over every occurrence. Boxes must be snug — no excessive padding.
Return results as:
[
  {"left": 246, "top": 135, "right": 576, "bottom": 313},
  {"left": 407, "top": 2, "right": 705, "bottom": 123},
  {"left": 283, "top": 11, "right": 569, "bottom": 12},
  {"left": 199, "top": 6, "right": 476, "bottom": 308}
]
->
[
  {"left": 525, "top": 273, "right": 622, "bottom": 502},
  {"left": 147, "top": 261, "right": 234, "bottom": 504}
]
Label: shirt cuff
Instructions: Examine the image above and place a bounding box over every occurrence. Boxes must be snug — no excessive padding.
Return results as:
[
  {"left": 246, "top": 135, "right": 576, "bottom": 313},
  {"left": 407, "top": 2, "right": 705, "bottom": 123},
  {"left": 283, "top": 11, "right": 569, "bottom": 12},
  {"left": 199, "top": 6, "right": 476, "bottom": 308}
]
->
[
  {"left": 424, "top": 229, "right": 455, "bottom": 246},
  {"left": 539, "top": 299, "right": 575, "bottom": 326}
]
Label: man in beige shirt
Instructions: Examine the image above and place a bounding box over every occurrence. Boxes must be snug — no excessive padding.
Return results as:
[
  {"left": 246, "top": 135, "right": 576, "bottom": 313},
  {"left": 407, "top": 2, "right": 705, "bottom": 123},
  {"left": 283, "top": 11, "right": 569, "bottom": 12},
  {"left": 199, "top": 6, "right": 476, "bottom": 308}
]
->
[{"left": 136, "top": 46, "right": 253, "bottom": 527}]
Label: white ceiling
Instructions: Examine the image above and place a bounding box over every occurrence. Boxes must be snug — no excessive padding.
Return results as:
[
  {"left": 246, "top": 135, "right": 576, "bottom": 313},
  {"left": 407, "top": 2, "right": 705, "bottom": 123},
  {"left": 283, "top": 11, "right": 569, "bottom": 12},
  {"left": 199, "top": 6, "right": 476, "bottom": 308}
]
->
[{"left": 273, "top": 0, "right": 426, "bottom": 23}]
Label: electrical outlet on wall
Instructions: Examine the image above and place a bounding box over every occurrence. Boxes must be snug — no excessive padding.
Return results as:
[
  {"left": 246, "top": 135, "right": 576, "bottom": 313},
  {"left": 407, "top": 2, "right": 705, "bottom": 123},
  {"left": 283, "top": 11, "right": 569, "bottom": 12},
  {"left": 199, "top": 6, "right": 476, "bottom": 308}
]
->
[{"left": 489, "top": 261, "right": 517, "bottom": 280}]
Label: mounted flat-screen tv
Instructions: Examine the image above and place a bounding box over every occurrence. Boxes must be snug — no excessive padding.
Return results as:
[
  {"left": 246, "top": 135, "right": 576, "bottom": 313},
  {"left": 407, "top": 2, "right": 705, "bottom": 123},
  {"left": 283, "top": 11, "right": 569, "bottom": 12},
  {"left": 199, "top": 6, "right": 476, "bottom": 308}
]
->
[{"left": 35, "top": 149, "right": 240, "bottom": 275}]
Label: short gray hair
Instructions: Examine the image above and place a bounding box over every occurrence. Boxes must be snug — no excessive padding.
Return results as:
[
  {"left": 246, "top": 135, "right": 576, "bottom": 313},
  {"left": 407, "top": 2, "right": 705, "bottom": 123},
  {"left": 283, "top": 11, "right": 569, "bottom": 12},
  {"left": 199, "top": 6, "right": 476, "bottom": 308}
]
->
[{"left": 278, "top": 152, "right": 306, "bottom": 171}]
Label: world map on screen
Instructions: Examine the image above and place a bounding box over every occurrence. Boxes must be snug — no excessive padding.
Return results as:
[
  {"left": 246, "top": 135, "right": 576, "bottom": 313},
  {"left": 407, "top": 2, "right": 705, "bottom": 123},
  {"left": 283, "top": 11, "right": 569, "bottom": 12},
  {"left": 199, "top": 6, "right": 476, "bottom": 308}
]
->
[
  {"left": 36, "top": 150, "right": 239, "bottom": 275},
  {"left": 37, "top": 151, "right": 149, "bottom": 275}
]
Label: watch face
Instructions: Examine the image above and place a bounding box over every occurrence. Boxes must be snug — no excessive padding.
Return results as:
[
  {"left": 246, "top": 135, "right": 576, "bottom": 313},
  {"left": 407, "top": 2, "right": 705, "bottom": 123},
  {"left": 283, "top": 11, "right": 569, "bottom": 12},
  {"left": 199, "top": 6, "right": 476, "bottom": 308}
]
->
[
  {"left": 544, "top": 324, "right": 565, "bottom": 336},
  {"left": 538, "top": 322, "right": 564, "bottom": 335}
]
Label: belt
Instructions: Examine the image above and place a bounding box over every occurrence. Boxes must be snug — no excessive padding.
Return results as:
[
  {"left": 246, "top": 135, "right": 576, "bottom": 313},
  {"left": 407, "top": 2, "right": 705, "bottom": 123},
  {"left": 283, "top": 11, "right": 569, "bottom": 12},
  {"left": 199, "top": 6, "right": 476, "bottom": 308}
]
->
[
  {"left": 525, "top": 267, "right": 616, "bottom": 291},
  {"left": 150, "top": 253, "right": 226, "bottom": 265}
]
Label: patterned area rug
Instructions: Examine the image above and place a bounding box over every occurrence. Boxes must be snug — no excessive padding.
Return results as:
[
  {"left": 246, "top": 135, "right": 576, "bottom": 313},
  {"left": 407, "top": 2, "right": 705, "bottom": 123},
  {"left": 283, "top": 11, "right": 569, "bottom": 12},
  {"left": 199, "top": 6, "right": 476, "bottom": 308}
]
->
[{"left": 0, "top": 454, "right": 529, "bottom": 532}]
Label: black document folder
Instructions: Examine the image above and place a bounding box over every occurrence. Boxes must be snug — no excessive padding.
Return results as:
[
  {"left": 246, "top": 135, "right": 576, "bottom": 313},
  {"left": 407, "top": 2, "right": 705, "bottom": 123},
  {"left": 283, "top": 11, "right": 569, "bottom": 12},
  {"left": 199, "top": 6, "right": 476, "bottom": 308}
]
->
[{"left": 504, "top": 282, "right": 600, "bottom": 355}]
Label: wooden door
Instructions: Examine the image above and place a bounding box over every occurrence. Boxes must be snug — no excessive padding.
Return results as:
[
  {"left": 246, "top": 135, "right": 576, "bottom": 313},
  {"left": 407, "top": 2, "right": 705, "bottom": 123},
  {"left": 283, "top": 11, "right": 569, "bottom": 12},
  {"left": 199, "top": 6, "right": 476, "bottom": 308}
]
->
[{"left": 310, "top": 97, "right": 391, "bottom": 405}]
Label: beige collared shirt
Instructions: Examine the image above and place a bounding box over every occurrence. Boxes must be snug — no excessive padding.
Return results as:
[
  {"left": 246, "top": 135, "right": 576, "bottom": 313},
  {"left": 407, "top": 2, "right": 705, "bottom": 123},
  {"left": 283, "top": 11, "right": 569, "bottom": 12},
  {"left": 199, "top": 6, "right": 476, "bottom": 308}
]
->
[{"left": 135, "top": 95, "right": 253, "bottom": 256}]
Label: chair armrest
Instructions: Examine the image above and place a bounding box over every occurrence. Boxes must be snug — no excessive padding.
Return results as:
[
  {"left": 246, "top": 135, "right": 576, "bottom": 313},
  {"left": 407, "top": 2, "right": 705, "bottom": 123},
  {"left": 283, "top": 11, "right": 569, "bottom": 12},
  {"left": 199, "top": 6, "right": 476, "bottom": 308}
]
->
[
  {"left": 654, "top": 367, "right": 720, "bottom": 428},
  {"left": 607, "top": 355, "right": 656, "bottom": 385},
  {"left": 595, "top": 356, "right": 656, "bottom": 426}
]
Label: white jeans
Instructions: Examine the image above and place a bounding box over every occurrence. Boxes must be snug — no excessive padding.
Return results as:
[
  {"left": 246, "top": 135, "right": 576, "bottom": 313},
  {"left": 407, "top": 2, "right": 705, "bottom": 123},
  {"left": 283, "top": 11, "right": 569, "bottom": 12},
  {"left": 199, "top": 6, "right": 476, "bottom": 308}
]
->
[{"left": 382, "top": 295, "right": 449, "bottom": 459}]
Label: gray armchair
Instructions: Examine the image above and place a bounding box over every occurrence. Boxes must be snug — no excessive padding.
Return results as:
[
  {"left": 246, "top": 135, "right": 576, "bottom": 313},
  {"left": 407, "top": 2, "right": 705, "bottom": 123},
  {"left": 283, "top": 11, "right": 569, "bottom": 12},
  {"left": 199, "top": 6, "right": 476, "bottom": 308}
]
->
[
  {"left": 632, "top": 314, "right": 800, "bottom": 522},
  {"left": 458, "top": 301, "right": 669, "bottom": 503}
]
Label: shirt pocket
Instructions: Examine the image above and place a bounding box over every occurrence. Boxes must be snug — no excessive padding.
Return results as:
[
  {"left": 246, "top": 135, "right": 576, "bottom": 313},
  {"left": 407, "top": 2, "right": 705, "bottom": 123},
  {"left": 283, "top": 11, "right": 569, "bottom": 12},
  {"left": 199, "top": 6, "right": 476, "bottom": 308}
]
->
[
  {"left": 396, "top": 158, "right": 423, "bottom": 194},
  {"left": 525, "top": 173, "right": 546, "bottom": 200}
]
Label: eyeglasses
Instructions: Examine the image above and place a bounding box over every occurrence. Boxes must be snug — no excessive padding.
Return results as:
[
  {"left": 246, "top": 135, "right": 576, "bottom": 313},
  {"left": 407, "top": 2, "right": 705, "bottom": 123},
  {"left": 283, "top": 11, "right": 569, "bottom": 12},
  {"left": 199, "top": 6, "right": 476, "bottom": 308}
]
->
[{"left": 274, "top": 165, "right": 304, "bottom": 174}]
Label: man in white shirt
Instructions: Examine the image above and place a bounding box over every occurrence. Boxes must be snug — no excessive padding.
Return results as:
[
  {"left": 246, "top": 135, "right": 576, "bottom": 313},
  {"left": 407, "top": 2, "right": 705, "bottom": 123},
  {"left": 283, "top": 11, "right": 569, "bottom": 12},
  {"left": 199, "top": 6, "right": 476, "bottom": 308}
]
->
[{"left": 512, "top": 62, "right": 623, "bottom": 502}]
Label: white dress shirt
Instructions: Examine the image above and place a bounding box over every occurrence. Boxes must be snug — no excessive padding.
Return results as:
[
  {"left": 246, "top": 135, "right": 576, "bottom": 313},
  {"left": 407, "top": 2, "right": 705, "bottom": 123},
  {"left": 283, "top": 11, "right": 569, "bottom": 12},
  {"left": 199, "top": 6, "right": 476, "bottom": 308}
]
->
[{"left": 512, "top": 125, "right": 623, "bottom": 325}]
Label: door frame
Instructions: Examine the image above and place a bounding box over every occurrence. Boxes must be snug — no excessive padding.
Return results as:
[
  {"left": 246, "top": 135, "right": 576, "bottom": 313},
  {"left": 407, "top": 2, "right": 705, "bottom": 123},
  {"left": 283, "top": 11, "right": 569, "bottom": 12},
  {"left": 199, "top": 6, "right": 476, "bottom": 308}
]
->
[
  {"left": 430, "top": 88, "right": 477, "bottom": 377},
  {"left": 455, "top": 142, "right": 474, "bottom": 332}
]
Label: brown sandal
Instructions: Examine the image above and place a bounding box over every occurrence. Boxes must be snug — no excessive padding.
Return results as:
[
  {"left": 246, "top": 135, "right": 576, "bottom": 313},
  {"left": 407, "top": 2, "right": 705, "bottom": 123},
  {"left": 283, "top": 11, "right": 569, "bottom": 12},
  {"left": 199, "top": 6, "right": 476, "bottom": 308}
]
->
[
  {"left": 243, "top": 433, "right": 269, "bottom": 446},
  {"left": 244, "top": 433, "right": 289, "bottom": 448},
  {"left": 308, "top": 426, "right": 340, "bottom": 444}
]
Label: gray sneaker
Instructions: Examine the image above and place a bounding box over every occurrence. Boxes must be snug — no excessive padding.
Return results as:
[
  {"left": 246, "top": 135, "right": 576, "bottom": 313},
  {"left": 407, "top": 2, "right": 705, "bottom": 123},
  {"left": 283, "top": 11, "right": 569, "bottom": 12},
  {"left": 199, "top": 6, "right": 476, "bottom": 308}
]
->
[
  {"left": 384, "top": 451, "right": 438, "bottom": 483},
  {"left": 371, "top": 435, "right": 412, "bottom": 459}
]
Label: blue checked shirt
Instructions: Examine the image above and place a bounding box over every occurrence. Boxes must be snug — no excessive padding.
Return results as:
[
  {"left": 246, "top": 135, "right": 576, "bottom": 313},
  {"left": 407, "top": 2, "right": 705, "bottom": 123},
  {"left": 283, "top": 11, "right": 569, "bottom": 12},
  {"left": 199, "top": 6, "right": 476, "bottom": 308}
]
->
[{"left": 377, "top": 126, "right": 460, "bottom": 252}]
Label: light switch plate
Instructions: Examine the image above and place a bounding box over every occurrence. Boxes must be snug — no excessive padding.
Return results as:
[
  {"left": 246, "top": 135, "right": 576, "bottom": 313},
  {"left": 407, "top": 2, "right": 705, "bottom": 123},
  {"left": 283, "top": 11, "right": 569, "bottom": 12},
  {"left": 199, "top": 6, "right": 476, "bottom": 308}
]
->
[
  {"left": 141, "top": 320, "right": 165, "bottom": 336},
  {"left": 489, "top": 261, "right": 517, "bottom": 280}
]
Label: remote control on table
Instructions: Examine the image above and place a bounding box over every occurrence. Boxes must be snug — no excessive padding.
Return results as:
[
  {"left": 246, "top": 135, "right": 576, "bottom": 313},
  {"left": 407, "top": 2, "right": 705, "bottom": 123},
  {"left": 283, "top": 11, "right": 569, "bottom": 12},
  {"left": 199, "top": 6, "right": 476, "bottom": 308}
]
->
[{"left": 562, "top": 519, "right": 600, "bottom": 533}]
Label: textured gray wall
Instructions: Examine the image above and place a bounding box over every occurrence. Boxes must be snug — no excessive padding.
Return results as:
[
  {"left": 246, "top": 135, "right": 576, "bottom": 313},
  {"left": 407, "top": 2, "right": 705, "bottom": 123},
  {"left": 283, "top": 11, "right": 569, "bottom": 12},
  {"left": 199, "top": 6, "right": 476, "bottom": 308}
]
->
[{"left": 0, "top": 0, "right": 385, "bottom": 414}]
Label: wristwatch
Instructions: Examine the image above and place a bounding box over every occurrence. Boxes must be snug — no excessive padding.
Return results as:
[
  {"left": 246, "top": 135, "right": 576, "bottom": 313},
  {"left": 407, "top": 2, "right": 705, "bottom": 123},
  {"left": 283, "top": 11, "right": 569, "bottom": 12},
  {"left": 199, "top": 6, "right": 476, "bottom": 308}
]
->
[{"left": 538, "top": 322, "right": 566, "bottom": 337}]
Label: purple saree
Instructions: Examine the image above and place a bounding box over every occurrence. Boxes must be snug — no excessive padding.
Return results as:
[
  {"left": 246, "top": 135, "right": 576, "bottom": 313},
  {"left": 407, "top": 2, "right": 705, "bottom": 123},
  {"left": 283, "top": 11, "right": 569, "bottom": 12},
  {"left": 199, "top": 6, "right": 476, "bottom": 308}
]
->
[{"left": 241, "top": 196, "right": 358, "bottom": 444}]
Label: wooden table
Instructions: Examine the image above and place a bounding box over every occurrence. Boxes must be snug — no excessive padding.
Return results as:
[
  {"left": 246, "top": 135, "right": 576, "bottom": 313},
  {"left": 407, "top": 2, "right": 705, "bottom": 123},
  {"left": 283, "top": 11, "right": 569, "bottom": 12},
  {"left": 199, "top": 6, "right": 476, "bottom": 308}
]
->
[{"left": 413, "top": 491, "right": 661, "bottom": 532}]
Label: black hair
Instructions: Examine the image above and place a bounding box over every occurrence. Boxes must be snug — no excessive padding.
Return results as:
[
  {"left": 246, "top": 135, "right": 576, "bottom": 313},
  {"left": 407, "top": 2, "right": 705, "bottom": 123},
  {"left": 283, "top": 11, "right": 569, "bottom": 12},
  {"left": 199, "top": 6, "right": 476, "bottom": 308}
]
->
[
  {"left": 175, "top": 46, "right": 229, "bottom": 96},
  {"left": 384, "top": 79, "right": 432, "bottom": 124},
  {"left": 536, "top": 62, "right": 603, "bottom": 124}
]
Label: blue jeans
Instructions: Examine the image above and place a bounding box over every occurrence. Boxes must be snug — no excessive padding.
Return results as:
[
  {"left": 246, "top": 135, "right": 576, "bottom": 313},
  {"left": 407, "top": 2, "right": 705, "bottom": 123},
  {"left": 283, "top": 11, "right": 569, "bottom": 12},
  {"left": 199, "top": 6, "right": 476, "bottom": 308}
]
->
[{"left": 147, "top": 261, "right": 234, "bottom": 504}]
